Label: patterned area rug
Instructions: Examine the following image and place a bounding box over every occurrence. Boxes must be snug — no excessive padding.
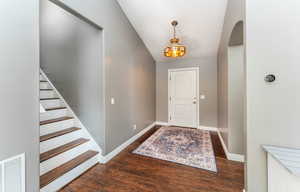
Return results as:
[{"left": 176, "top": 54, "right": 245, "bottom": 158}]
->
[{"left": 133, "top": 126, "right": 217, "bottom": 172}]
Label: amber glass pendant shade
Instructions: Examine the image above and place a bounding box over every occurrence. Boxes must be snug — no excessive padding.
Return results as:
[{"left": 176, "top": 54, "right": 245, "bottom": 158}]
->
[{"left": 164, "top": 21, "right": 186, "bottom": 58}]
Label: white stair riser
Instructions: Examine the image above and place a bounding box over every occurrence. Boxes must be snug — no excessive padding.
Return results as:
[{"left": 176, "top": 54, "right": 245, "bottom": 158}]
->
[
  {"left": 39, "top": 71, "right": 102, "bottom": 192},
  {"left": 40, "top": 109, "right": 68, "bottom": 121},
  {"left": 40, "top": 130, "right": 83, "bottom": 153},
  {"left": 40, "top": 119, "right": 74, "bottom": 136},
  {"left": 40, "top": 90, "right": 56, "bottom": 99},
  {"left": 40, "top": 155, "right": 99, "bottom": 192},
  {"left": 40, "top": 142, "right": 91, "bottom": 175},
  {"left": 40, "top": 99, "right": 64, "bottom": 109},
  {"left": 40, "top": 82, "right": 51, "bottom": 89}
]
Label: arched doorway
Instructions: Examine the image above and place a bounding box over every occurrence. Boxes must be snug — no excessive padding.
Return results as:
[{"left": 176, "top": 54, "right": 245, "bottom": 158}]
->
[{"left": 227, "top": 21, "right": 245, "bottom": 156}]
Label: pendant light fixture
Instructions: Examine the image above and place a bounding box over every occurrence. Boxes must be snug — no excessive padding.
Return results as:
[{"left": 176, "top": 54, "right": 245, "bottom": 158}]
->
[{"left": 164, "top": 20, "right": 186, "bottom": 58}]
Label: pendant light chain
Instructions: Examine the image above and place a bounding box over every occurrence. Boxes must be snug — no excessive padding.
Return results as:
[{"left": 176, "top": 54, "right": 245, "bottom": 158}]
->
[
  {"left": 163, "top": 20, "right": 186, "bottom": 58},
  {"left": 173, "top": 25, "right": 176, "bottom": 39}
]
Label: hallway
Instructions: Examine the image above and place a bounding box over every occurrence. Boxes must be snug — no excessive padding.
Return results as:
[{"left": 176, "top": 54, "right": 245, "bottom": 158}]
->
[{"left": 60, "top": 126, "right": 244, "bottom": 192}]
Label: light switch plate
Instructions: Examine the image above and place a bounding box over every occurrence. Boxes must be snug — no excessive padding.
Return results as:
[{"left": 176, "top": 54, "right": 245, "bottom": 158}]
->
[{"left": 111, "top": 98, "right": 115, "bottom": 105}]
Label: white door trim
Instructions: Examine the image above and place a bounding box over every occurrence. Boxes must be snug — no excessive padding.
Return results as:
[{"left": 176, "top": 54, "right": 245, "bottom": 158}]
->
[{"left": 168, "top": 67, "right": 200, "bottom": 128}]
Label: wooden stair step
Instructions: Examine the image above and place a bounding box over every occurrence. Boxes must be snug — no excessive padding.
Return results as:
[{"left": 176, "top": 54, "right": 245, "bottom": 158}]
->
[
  {"left": 40, "top": 138, "right": 89, "bottom": 162},
  {"left": 40, "top": 80, "right": 47, "bottom": 82},
  {"left": 40, "top": 116, "right": 74, "bottom": 125},
  {"left": 40, "top": 98, "right": 60, "bottom": 101},
  {"left": 40, "top": 150, "right": 99, "bottom": 189},
  {"left": 40, "top": 127, "right": 81, "bottom": 142},
  {"left": 45, "top": 106, "right": 67, "bottom": 111},
  {"left": 40, "top": 89, "right": 53, "bottom": 91}
]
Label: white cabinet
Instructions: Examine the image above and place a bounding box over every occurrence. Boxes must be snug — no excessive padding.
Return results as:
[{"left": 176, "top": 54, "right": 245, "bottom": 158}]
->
[{"left": 263, "top": 145, "right": 300, "bottom": 192}]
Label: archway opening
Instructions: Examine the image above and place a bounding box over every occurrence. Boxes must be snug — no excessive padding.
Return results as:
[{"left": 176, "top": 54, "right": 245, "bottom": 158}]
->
[{"left": 227, "top": 21, "right": 245, "bottom": 156}]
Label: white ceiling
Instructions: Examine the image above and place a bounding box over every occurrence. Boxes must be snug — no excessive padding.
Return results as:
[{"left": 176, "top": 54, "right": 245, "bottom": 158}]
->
[{"left": 117, "top": 0, "right": 228, "bottom": 62}]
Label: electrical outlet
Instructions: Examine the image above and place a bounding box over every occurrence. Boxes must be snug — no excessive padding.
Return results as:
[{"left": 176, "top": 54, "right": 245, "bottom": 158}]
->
[{"left": 133, "top": 124, "right": 137, "bottom": 130}]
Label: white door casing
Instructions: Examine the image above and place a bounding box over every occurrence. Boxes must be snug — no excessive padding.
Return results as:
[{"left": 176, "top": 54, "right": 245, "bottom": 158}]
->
[{"left": 168, "top": 67, "right": 199, "bottom": 128}]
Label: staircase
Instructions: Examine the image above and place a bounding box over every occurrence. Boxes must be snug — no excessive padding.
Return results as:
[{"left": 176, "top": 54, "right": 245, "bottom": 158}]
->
[{"left": 39, "top": 71, "right": 101, "bottom": 192}]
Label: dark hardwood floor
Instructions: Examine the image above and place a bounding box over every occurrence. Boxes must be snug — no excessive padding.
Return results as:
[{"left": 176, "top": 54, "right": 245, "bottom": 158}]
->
[
  {"left": 210, "top": 131, "right": 227, "bottom": 159},
  {"left": 60, "top": 126, "right": 244, "bottom": 192}
]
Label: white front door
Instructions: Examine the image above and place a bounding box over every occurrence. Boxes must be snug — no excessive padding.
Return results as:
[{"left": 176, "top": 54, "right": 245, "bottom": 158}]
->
[{"left": 168, "top": 68, "right": 199, "bottom": 128}]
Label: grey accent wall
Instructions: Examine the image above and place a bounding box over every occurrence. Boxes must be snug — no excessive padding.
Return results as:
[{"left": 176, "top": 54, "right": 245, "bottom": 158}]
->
[
  {"left": 0, "top": 0, "right": 40, "bottom": 191},
  {"left": 41, "top": 0, "right": 156, "bottom": 154},
  {"left": 156, "top": 58, "right": 218, "bottom": 127},
  {"left": 217, "top": 0, "right": 244, "bottom": 148},
  {"left": 40, "top": 0, "right": 105, "bottom": 149},
  {"left": 228, "top": 45, "right": 244, "bottom": 155},
  {"left": 246, "top": 0, "right": 300, "bottom": 191}
]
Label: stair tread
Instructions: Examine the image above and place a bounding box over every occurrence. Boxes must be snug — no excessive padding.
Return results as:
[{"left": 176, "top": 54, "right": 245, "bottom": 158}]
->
[
  {"left": 45, "top": 107, "right": 67, "bottom": 111},
  {"left": 40, "top": 138, "right": 89, "bottom": 163},
  {"left": 40, "top": 98, "right": 60, "bottom": 101},
  {"left": 40, "top": 116, "right": 74, "bottom": 125},
  {"left": 40, "top": 127, "right": 81, "bottom": 142},
  {"left": 40, "top": 89, "right": 53, "bottom": 91},
  {"left": 40, "top": 150, "right": 98, "bottom": 189},
  {"left": 40, "top": 80, "right": 48, "bottom": 82}
]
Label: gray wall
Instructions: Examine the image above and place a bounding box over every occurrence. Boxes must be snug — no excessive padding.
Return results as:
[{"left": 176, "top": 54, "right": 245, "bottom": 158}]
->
[
  {"left": 228, "top": 45, "right": 244, "bottom": 155},
  {"left": 246, "top": 0, "right": 300, "bottom": 191},
  {"left": 42, "top": 0, "right": 156, "bottom": 154},
  {"left": 0, "top": 0, "right": 40, "bottom": 191},
  {"left": 40, "top": 0, "right": 105, "bottom": 149},
  {"left": 217, "top": 0, "right": 244, "bottom": 148},
  {"left": 156, "top": 58, "right": 218, "bottom": 127}
]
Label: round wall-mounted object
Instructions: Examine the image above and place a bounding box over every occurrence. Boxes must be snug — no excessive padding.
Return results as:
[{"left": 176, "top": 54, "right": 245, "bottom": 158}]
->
[{"left": 264, "top": 74, "right": 276, "bottom": 83}]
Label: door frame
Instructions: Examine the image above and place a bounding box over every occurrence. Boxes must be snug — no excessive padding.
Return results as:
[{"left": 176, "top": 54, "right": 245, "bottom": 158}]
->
[{"left": 168, "top": 67, "right": 200, "bottom": 128}]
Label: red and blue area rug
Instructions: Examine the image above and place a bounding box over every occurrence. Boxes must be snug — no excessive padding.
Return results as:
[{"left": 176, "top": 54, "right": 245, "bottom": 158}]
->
[{"left": 133, "top": 126, "right": 217, "bottom": 172}]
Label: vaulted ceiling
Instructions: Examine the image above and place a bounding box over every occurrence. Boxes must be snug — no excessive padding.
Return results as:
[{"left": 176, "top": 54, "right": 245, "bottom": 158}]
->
[{"left": 117, "top": 0, "right": 228, "bottom": 62}]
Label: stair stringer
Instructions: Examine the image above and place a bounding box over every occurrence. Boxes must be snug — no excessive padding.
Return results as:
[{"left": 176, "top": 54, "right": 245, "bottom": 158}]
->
[{"left": 40, "top": 69, "right": 104, "bottom": 161}]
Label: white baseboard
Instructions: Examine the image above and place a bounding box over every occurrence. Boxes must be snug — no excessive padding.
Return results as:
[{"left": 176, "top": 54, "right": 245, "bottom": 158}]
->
[
  {"left": 198, "top": 126, "right": 218, "bottom": 132},
  {"left": 216, "top": 130, "right": 245, "bottom": 162},
  {"left": 216, "top": 130, "right": 229, "bottom": 159},
  {"left": 198, "top": 126, "right": 244, "bottom": 162},
  {"left": 100, "top": 121, "right": 244, "bottom": 163},
  {"left": 156, "top": 122, "right": 218, "bottom": 133},
  {"left": 199, "top": 125, "right": 245, "bottom": 162},
  {"left": 155, "top": 121, "right": 169, "bottom": 126},
  {"left": 228, "top": 153, "right": 245, "bottom": 162},
  {"left": 100, "top": 122, "right": 156, "bottom": 163}
]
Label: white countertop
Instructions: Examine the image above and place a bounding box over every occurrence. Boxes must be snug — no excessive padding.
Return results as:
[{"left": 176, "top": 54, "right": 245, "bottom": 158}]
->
[{"left": 263, "top": 145, "right": 300, "bottom": 177}]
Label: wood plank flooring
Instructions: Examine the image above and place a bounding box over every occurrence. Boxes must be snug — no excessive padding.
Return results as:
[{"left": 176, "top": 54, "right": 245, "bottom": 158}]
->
[
  {"left": 60, "top": 126, "right": 244, "bottom": 192},
  {"left": 210, "top": 131, "right": 227, "bottom": 159},
  {"left": 40, "top": 116, "right": 74, "bottom": 125},
  {"left": 40, "top": 138, "right": 89, "bottom": 162},
  {"left": 40, "top": 127, "right": 81, "bottom": 142},
  {"left": 41, "top": 150, "right": 99, "bottom": 189}
]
